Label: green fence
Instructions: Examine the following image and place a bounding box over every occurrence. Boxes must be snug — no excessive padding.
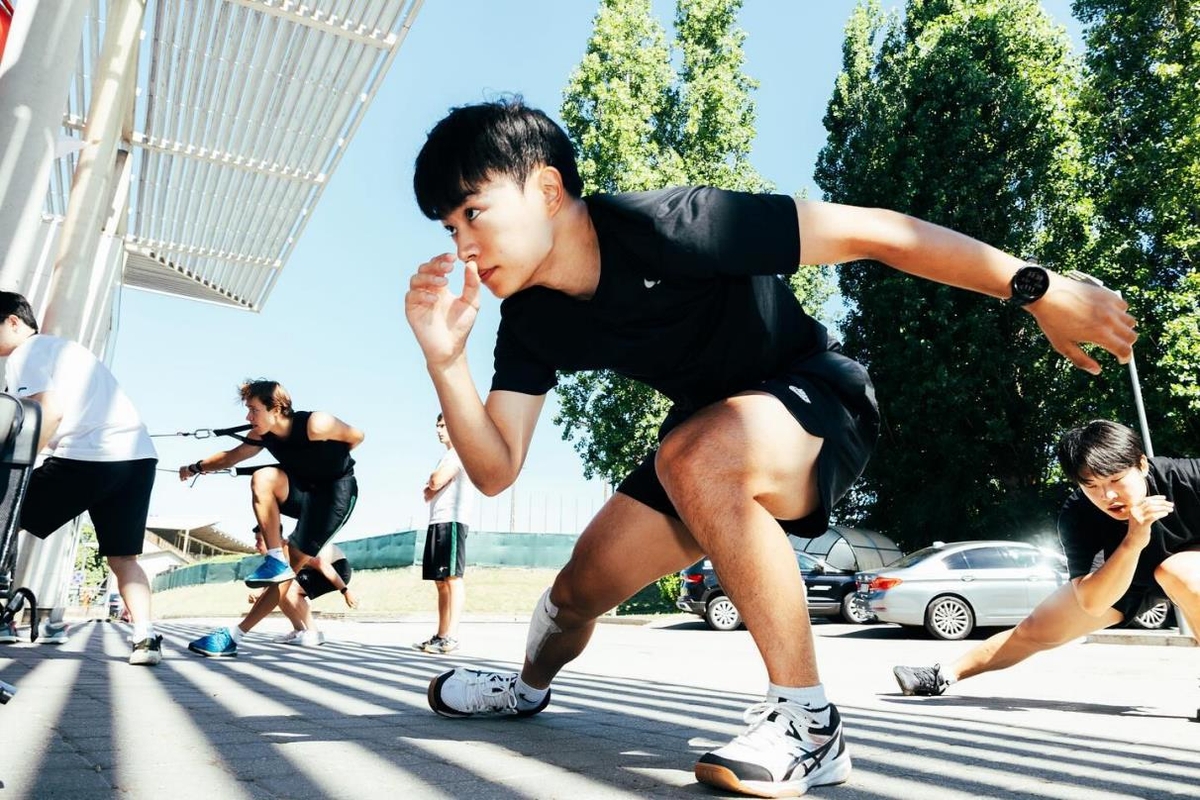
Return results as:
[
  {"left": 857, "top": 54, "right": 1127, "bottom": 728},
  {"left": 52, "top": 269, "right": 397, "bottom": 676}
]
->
[{"left": 152, "top": 529, "right": 580, "bottom": 591}]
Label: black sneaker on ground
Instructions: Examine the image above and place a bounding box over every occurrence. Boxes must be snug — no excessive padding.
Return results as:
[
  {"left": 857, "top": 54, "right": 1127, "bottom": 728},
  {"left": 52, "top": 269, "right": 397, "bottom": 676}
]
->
[
  {"left": 129, "top": 634, "right": 163, "bottom": 666},
  {"left": 893, "top": 664, "right": 948, "bottom": 696},
  {"left": 695, "top": 698, "right": 852, "bottom": 797}
]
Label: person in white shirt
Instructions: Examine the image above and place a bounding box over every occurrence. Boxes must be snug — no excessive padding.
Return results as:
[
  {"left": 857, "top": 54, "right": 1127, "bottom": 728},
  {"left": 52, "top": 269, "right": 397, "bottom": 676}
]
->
[
  {"left": 413, "top": 413, "right": 478, "bottom": 655},
  {"left": 0, "top": 291, "right": 161, "bottom": 665}
]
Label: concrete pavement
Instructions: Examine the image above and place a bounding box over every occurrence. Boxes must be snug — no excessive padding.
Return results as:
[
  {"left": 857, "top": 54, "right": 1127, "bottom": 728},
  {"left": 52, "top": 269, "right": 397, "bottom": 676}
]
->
[{"left": 1, "top": 614, "right": 1197, "bottom": 799}]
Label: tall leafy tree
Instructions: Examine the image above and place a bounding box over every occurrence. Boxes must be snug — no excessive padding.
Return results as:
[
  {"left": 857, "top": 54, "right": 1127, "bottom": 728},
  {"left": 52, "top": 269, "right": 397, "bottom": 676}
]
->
[
  {"left": 555, "top": 0, "right": 835, "bottom": 483},
  {"left": 816, "top": 0, "right": 1092, "bottom": 550},
  {"left": 1072, "top": 0, "right": 1200, "bottom": 453}
]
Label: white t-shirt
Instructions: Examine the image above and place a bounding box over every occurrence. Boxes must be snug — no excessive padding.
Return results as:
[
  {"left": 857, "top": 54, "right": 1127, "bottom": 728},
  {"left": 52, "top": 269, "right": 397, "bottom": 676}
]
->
[
  {"left": 427, "top": 447, "right": 477, "bottom": 525},
  {"left": 4, "top": 334, "right": 156, "bottom": 461}
]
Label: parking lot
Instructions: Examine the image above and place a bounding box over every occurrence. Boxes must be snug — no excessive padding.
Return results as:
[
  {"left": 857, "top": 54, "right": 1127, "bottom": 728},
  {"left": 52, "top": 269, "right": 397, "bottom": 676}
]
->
[{"left": 1, "top": 614, "right": 1198, "bottom": 799}]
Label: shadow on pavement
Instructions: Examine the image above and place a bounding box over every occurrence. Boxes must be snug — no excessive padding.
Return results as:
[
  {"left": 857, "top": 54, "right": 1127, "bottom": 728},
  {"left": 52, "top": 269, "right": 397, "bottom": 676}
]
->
[{"left": 1, "top": 620, "right": 1197, "bottom": 799}]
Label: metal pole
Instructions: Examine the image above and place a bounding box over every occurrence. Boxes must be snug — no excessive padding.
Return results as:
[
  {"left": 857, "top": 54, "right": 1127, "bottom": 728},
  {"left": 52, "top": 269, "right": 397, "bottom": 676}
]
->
[{"left": 0, "top": 0, "right": 88, "bottom": 290}]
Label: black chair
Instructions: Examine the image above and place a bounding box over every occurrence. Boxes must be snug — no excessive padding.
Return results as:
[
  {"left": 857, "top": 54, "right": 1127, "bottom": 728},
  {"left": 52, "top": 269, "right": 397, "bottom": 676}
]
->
[{"left": 0, "top": 392, "right": 41, "bottom": 705}]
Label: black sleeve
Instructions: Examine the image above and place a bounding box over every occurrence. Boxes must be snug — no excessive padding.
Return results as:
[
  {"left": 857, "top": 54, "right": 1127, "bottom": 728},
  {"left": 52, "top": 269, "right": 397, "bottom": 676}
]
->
[
  {"left": 650, "top": 187, "right": 801, "bottom": 279},
  {"left": 1057, "top": 491, "right": 1102, "bottom": 579},
  {"left": 490, "top": 314, "right": 556, "bottom": 396}
]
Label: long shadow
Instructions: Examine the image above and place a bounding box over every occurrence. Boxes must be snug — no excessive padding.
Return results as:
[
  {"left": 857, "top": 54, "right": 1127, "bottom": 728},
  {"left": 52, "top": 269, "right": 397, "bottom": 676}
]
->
[{"left": 7, "top": 620, "right": 1199, "bottom": 799}]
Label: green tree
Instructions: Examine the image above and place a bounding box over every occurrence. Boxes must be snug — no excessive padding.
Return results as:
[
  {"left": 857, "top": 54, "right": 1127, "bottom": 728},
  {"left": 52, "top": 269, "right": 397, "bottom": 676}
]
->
[
  {"left": 1072, "top": 0, "right": 1200, "bottom": 453},
  {"left": 73, "top": 524, "right": 107, "bottom": 588},
  {"left": 815, "top": 0, "right": 1092, "bottom": 550},
  {"left": 556, "top": 0, "right": 834, "bottom": 483}
]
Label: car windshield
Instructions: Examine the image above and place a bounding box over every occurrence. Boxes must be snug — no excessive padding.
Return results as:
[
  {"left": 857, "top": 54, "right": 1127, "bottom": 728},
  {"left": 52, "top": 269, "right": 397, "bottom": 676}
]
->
[{"left": 886, "top": 546, "right": 946, "bottom": 569}]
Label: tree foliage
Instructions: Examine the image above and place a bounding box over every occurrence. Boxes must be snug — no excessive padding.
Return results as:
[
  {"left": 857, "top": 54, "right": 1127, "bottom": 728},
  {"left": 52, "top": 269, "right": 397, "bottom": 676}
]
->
[
  {"left": 1072, "top": 0, "right": 1200, "bottom": 453},
  {"left": 816, "top": 0, "right": 1092, "bottom": 549},
  {"left": 556, "top": 0, "right": 832, "bottom": 483}
]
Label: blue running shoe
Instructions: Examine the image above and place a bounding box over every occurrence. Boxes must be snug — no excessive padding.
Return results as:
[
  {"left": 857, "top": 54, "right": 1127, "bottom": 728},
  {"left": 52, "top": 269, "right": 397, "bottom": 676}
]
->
[
  {"left": 188, "top": 628, "right": 238, "bottom": 658},
  {"left": 244, "top": 556, "right": 295, "bottom": 588}
]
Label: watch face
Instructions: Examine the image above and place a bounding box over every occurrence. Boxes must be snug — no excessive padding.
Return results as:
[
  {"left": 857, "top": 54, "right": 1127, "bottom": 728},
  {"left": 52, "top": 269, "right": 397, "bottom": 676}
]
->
[{"left": 1012, "top": 266, "right": 1050, "bottom": 304}]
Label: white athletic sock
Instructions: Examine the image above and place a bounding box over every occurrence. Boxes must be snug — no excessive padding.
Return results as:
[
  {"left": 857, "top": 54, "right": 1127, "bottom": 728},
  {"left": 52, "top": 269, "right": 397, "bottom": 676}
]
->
[
  {"left": 266, "top": 548, "right": 285, "bottom": 563},
  {"left": 228, "top": 626, "right": 245, "bottom": 642},
  {"left": 939, "top": 665, "right": 958, "bottom": 684},
  {"left": 131, "top": 622, "right": 153, "bottom": 641},
  {"left": 768, "top": 682, "right": 831, "bottom": 724},
  {"left": 514, "top": 677, "right": 549, "bottom": 710}
]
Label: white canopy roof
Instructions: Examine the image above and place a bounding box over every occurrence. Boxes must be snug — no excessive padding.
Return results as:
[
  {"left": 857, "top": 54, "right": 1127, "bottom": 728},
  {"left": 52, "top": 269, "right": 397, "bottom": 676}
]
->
[{"left": 47, "top": 0, "right": 423, "bottom": 311}]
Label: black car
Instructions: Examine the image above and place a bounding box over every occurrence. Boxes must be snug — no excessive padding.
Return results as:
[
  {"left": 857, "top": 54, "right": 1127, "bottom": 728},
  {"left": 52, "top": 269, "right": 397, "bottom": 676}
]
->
[{"left": 677, "top": 545, "right": 875, "bottom": 631}]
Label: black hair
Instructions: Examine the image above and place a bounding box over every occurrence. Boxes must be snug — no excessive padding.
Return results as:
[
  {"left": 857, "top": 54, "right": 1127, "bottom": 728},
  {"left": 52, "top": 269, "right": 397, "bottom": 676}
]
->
[
  {"left": 1057, "top": 420, "right": 1145, "bottom": 483},
  {"left": 413, "top": 97, "right": 583, "bottom": 220},
  {"left": 0, "top": 291, "right": 39, "bottom": 332}
]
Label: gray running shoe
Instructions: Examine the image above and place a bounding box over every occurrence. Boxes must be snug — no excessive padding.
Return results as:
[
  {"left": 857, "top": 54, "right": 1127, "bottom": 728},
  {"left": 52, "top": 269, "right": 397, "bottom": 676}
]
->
[
  {"left": 129, "top": 634, "right": 163, "bottom": 666},
  {"left": 893, "top": 664, "right": 948, "bottom": 696},
  {"left": 413, "top": 635, "right": 443, "bottom": 652},
  {"left": 429, "top": 636, "right": 459, "bottom": 654}
]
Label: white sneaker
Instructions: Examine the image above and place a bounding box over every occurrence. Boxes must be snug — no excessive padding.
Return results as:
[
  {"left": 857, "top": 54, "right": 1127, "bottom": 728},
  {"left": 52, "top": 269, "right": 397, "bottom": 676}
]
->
[
  {"left": 274, "top": 629, "right": 304, "bottom": 644},
  {"left": 695, "top": 699, "right": 851, "bottom": 797},
  {"left": 292, "top": 630, "right": 324, "bottom": 648},
  {"left": 427, "top": 668, "right": 551, "bottom": 718}
]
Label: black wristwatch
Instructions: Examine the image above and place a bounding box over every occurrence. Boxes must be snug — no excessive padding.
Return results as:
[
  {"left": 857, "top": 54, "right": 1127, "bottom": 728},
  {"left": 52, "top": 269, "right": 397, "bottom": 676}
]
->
[{"left": 1007, "top": 264, "right": 1051, "bottom": 307}]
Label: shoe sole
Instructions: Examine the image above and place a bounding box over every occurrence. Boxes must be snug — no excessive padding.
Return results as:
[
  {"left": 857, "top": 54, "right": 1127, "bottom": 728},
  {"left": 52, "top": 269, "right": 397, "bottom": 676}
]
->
[
  {"left": 244, "top": 574, "right": 295, "bottom": 588},
  {"left": 694, "top": 753, "right": 852, "bottom": 798},
  {"left": 426, "top": 671, "right": 551, "bottom": 718},
  {"left": 187, "top": 644, "right": 237, "bottom": 658},
  {"left": 129, "top": 654, "right": 162, "bottom": 666}
]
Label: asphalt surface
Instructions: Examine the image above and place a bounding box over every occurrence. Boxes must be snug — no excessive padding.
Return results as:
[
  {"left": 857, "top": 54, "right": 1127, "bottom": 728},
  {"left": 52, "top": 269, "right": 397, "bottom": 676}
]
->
[{"left": 1, "top": 614, "right": 1197, "bottom": 799}]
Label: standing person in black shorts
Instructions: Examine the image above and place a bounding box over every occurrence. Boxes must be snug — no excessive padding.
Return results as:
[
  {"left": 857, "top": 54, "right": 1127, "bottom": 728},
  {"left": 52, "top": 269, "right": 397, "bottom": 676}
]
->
[
  {"left": 894, "top": 420, "right": 1200, "bottom": 697},
  {"left": 179, "top": 380, "right": 362, "bottom": 655},
  {"left": 414, "top": 413, "right": 478, "bottom": 655},
  {"left": 403, "top": 99, "right": 1138, "bottom": 797},
  {"left": 0, "top": 291, "right": 162, "bottom": 665}
]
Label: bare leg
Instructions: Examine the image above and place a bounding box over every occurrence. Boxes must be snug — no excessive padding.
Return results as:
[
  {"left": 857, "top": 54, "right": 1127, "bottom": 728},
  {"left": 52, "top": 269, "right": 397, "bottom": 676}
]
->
[
  {"left": 521, "top": 493, "right": 703, "bottom": 689},
  {"left": 656, "top": 393, "right": 824, "bottom": 688},
  {"left": 948, "top": 580, "right": 1122, "bottom": 681},
  {"left": 436, "top": 577, "right": 465, "bottom": 638},
  {"left": 237, "top": 583, "right": 285, "bottom": 634},
  {"left": 1155, "top": 550, "right": 1200, "bottom": 643},
  {"left": 278, "top": 582, "right": 312, "bottom": 631},
  {"left": 250, "top": 468, "right": 290, "bottom": 550},
  {"left": 107, "top": 555, "right": 151, "bottom": 625}
]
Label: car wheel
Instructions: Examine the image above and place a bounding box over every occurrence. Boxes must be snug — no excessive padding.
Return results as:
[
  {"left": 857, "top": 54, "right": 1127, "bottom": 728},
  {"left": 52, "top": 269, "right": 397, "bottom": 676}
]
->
[
  {"left": 839, "top": 592, "right": 875, "bottom": 624},
  {"left": 705, "top": 595, "right": 742, "bottom": 631},
  {"left": 1130, "top": 599, "right": 1171, "bottom": 629},
  {"left": 924, "top": 595, "right": 974, "bottom": 640}
]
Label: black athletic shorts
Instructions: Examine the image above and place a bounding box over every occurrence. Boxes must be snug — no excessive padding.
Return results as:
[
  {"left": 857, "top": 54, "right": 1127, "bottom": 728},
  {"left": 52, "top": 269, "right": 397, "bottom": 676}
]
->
[
  {"left": 422, "top": 522, "right": 467, "bottom": 580},
  {"left": 618, "top": 350, "right": 879, "bottom": 537},
  {"left": 20, "top": 457, "right": 157, "bottom": 557},
  {"left": 280, "top": 474, "right": 358, "bottom": 557},
  {"left": 1112, "top": 582, "right": 1170, "bottom": 625},
  {"left": 295, "top": 558, "right": 352, "bottom": 600}
]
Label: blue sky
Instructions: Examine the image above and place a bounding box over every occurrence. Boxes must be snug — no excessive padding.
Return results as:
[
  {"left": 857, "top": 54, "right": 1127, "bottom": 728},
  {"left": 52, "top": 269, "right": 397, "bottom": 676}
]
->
[{"left": 114, "top": 1, "right": 1081, "bottom": 543}]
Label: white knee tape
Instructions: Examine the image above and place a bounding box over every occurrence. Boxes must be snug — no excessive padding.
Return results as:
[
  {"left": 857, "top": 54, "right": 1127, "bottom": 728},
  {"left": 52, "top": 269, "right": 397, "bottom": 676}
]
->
[{"left": 526, "top": 588, "right": 562, "bottom": 663}]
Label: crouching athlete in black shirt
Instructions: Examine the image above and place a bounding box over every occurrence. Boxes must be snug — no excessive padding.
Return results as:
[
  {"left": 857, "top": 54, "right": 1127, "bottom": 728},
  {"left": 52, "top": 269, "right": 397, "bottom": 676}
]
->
[{"left": 403, "top": 98, "right": 1139, "bottom": 798}]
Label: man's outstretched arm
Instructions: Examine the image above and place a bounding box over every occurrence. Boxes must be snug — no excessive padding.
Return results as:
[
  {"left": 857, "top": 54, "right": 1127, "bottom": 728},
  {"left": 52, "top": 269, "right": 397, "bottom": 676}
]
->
[{"left": 795, "top": 199, "right": 1137, "bottom": 375}]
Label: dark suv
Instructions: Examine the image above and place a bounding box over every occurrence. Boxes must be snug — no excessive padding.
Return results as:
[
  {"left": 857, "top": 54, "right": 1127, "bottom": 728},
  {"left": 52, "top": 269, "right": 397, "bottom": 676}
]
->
[{"left": 677, "top": 545, "right": 874, "bottom": 631}]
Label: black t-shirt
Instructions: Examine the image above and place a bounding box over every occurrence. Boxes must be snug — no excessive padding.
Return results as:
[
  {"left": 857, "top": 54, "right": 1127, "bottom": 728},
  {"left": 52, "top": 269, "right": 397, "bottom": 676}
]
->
[
  {"left": 1057, "top": 456, "right": 1200, "bottom": 584},
  {"left": 249, "top": 411, "right": 355, "bottom": 489},
  {"left": 491, "top": 187, "right": 842, "bottom": 415}
]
